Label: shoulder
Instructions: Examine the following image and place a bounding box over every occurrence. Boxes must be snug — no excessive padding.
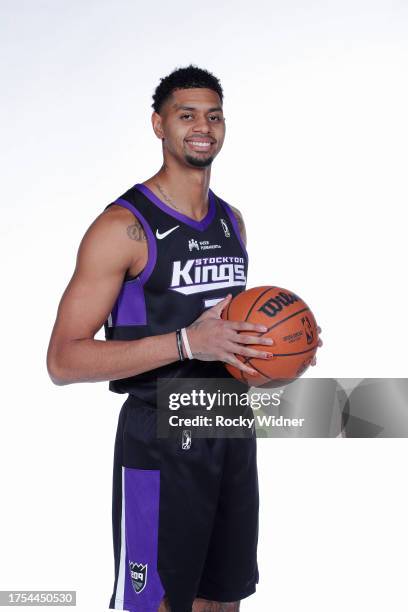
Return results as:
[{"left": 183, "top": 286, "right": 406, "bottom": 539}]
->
[
  {"left": 228, "top": 203, "right": 244, "bottom": 224},
  {"left": 78, "top": 205, "right": 142, "bottom": 247},
  {"left": 75, "top": 204, "right": 146, "bottom": 273},
  {"left": 218, "top": 198, "right": 247, "bottom": 246},
  {"left": 100, "top": 203, "right": 147, "bottom": 240}
]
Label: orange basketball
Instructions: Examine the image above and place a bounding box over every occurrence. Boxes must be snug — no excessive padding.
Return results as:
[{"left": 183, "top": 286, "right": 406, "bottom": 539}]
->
[{"left": 221, "top": 286, "right": 319, "bottom": 387}]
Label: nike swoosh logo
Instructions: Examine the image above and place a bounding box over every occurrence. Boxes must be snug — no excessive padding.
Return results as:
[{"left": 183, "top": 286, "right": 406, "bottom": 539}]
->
[{"left": 155, "top": 225, "right": 180, "bottom": 239}]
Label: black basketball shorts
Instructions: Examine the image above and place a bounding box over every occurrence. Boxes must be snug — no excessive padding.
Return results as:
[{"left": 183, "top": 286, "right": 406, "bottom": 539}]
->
[{"left": 109, "top": 394, "right": 259, "bottom": 612}]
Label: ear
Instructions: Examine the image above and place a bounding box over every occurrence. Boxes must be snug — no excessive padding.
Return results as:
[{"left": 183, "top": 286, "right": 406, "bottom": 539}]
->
[{"left": 151, "top": 111, "right": 165, "bottom": 140}]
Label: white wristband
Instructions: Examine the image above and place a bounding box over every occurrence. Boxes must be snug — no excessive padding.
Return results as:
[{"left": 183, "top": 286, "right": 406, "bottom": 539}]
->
[{"left": 181, "top": 327, "right": 193, "bottom": 360}]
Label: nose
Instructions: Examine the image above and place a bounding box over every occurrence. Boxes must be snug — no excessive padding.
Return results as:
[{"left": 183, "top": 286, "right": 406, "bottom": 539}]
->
[{"left": 192, "top": 114, "right": 211, "bottom": 133}]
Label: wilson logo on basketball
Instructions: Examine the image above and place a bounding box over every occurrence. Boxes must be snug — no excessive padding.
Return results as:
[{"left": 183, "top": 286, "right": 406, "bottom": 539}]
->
[{"left": 257, "top": 292, "right": 300, "bottom": 318}]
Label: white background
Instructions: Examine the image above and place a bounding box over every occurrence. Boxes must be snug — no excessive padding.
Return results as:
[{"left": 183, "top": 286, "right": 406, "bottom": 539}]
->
[{"left": 1, "top": 1, "right": 408, "bottom": 610}]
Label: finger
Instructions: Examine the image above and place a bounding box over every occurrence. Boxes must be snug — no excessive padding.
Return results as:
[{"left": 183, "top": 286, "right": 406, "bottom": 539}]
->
[
  {"left": 317, "top": 326, "right": 322, "bottom": 334},
  {"left": 311, "top": 357, "right": 317, "bottom": 366},
  {"left": 232, "top": 333, "right": 274, "bottom": 346},
  {"left": 227, "top": 342, "right": 274, "bottom": 360},
  {"left": 224, "top": 354, "right": 257, "bottom": 376},
  {"left": 229, "top": 321, "right": 268, "bottom": 333},
  {"left": 318, "top": 338, "right": 323, "bottom": 347}
]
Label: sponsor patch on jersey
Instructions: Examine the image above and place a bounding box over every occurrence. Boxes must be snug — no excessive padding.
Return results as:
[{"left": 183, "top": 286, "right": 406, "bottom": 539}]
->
[{"left": 188, "top": 238, "right": 222, "bottom": 251}]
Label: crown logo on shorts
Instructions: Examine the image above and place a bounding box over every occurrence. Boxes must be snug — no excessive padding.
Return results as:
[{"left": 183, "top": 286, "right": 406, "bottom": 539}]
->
[{"left": 129, "top": 561, "right": 148, "bottom": 594}]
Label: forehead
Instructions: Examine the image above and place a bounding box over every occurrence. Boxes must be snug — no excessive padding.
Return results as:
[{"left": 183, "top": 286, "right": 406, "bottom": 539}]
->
[{"left": 166, "top": 87, "right": 222, "bottom": 112}]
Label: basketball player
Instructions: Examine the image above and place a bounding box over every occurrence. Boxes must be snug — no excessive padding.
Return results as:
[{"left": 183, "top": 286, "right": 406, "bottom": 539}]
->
[{"left": 47, "top": 65, "right": 322, "bottom": 612}]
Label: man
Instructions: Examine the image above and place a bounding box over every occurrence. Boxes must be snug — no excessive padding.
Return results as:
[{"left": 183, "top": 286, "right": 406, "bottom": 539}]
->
[{"left": 47, "top": 65, "right": 320, "bottom": 611}]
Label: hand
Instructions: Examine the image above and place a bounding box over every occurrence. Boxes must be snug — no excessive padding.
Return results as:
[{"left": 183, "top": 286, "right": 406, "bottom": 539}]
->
[
  {"left": 186, "top": 294, "right": 274, "bottom": 377},
  {"left": 311, "top": 326, "right": 323, "bottom": 366}
]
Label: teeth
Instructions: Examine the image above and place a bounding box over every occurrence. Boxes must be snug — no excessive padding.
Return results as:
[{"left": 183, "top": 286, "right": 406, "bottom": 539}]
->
[{"left": 189, "top": 141, "right": 211, "bottom": 147}]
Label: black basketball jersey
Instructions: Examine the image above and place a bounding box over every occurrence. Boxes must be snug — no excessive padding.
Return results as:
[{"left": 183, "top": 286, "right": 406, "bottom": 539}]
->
[{"left": 103, "top": 183, "right": 249, "bottom": 403}]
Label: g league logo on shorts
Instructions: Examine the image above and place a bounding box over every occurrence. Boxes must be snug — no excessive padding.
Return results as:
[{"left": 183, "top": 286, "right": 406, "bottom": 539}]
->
[
  {"left": 129, "top": 561, "right": 148, "bottom": 594},
  {"left": 182, "top": 429, "right": 192, "bottom": 450}
]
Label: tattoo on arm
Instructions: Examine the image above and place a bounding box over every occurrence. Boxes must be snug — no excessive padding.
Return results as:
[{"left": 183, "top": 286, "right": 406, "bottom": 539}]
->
[{"left": 127, "top": 220, "right": 146, "bottom": 242}]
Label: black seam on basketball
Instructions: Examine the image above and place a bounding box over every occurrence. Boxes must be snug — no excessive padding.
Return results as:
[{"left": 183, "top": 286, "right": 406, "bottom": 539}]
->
[
  {"left": 264, "top": 307, "right": 310, "bottom": 333},
  {"left": 246, "top": 359, "right": 273, "bottom": 380},
  {"left": 226, "top": 355, "right": 246, "bottom": 382},
  {"left": 225, "top": 295, "right": 232, "bottom": 322},
  {"left": 244, "top": 287, "right": 277, "bottom": 322},
  {"left": 226, "top": 296, "right": 245, "bottom": 382},
  {"left": 272, "top": 346, "right": 318, "bottom": 357},
  {"left": 242, "top": 308, "right": 312, "bottom": 364},
  {"left": 244, "top": 344, "right": 317, "bottom": 367},
  {"left": 239, "top": 364, "right": 246, "bottom": 382}
]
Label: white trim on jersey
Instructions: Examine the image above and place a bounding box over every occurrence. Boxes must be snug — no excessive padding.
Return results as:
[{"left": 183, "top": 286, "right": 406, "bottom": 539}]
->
[
  {"left": 171, "top": 280, "right": 246, "bottom": 295},
  {"left": 114, "top": 467, "right": 127, "bottom": 608},
  {"left": 204, "top": 297, "right": 225, "bottom": 308}
]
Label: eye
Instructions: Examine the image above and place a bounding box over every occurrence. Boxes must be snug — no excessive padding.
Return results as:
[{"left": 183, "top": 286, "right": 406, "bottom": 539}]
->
[
  {"left": 209, "top": 115, "right": 222, "bottom": 121},
  {"left": 180, "top": 113, "right": 193, "bottom": 120}
]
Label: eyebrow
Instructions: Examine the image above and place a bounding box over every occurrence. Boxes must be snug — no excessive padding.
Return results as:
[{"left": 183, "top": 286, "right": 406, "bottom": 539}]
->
[{"left": 173, "top": 105, "right": 223, "bottom": 113}]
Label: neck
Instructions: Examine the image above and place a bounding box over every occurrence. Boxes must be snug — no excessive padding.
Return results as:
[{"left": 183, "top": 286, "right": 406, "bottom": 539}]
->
[{"left": 144, "top": 159, "right": 212, "bottom": 221}]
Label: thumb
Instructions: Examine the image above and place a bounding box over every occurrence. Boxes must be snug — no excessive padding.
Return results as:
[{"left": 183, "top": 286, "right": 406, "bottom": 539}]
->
[
  {"left": 195, "top": 294, "right": 233, "bottom": 322},
  {"left": 210, "top": 293, "right": 233, "bottom": 318}
]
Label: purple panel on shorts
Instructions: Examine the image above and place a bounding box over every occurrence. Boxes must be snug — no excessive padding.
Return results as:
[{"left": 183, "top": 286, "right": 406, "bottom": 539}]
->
[{"left": 123, "top": 468, "right": 164, "bottom": 609}]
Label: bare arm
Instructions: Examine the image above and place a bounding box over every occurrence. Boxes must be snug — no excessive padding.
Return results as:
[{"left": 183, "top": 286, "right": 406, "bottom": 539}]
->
[
  {"left": 47, "top": 201, "right": 271, "bottom": 386},
  {"left": 46, "top": 206, "right": 180, "bottom": 386}
]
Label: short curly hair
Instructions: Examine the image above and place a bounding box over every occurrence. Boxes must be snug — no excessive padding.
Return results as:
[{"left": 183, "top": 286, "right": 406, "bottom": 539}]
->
[{"left": 152, "top": 64, "right": 223, "bottom": 113}]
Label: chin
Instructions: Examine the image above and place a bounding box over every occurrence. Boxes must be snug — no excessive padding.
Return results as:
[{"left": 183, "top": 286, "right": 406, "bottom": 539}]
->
[{"left": 184, "top": 154, "right": 214, "bottom": 168}]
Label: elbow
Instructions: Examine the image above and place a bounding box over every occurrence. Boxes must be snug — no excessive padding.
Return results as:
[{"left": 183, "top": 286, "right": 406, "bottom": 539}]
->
[
  {"left": 49, "top": 373, "right": 70, "bottom": 386},
  {"left": 47, "top": 361, "right": 71, "bottom": 386},
  {"left": 46, "top": 349, "right": 74, "bottom": 386}
]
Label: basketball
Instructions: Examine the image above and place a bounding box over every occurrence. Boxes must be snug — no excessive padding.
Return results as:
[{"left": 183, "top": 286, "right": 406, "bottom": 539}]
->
[{"left": 221, "top": 286, "right": 319, "bottom": 387}]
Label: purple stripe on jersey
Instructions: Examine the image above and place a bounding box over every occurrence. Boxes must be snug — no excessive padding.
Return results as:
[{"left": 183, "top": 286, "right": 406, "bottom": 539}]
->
[
  {"left": 216, "top": 196, "right": 249, "bottom": 261},
  {"left": 110, "top": 278, "right": 147, "bottom": 326},
  {"left": 109, "top": 198, "right": 157, "bottom": 326},
  {"left": 134, "top": 183, "right": 216, "bottom": 231},
  {"left": 123, "top": 468, "right": 164, "bottom": 609},
  {"left": 114, "top": 198, "right": 157, "bottom": 286}
]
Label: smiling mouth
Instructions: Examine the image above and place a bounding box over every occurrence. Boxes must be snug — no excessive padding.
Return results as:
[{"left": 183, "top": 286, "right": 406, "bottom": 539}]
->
[{"left": 185, "top": 140, "right": 214, "bottom": 152}]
